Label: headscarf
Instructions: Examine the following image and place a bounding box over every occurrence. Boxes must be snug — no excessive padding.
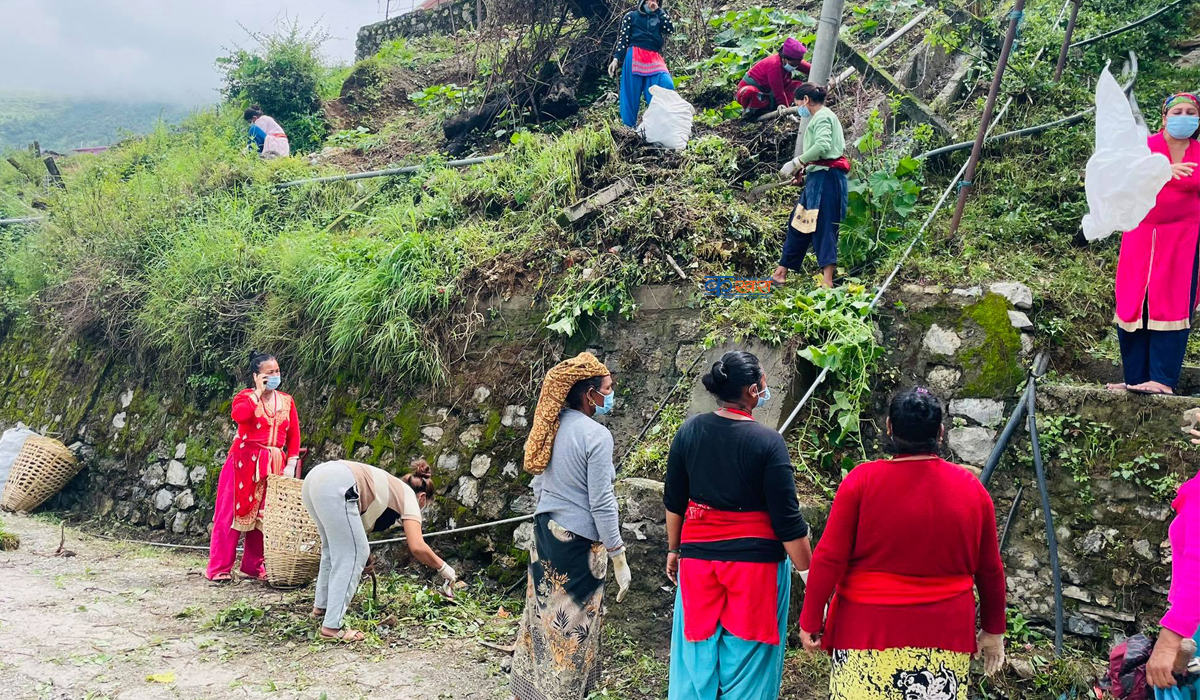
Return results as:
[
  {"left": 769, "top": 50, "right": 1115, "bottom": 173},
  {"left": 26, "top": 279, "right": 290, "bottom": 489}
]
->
[
  {"left": 1163, "top": 93, "right": 1200, "bottom": 114},
  {"left": 523, "top": 352, "right": 610, "bottom": 475},
  {"left": 782, "top": 37, "right": 807, "bottom": 60}
]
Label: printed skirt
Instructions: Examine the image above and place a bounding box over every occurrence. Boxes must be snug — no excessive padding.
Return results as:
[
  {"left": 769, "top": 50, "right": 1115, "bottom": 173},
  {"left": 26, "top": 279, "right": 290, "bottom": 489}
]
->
[
  {"left": 511, "top": 513, "right": 608, "bottom": 700},
  {"left": 829, "top": 647, "right": 970, "bottom": 700}
]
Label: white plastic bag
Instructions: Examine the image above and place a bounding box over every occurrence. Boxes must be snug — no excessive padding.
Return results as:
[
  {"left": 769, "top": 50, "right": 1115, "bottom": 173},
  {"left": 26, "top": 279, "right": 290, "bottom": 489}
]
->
[
  {"left": 1081, "top": 68, "right": 1172, "bottom": 241},
  {"left": 0, "top": 424, "right": 35, "bottom": 494},
  {"left": 638, "top": 85, "right": 694, "bottom": 151}
]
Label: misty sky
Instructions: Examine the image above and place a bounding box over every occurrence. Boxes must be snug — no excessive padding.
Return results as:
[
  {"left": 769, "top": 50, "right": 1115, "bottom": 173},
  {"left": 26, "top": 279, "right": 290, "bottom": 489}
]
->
[{"left": 0, "top": 0, "right": 426, "bottom": 106}]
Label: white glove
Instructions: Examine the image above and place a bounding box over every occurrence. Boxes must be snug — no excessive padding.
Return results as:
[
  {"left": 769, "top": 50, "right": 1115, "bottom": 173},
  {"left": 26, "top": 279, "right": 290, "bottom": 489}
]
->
[
  {"left": 608, "top": 58, "right": 619, "bottom": 78},
  {"left": 976, "top": 630, "right": 1005, "bottom": 676},
  {"left": 799, "top": 569, "right": 809, "bottom": 584},
  {"left": 780, "top": 158, "right": 802, "bottom": 178},
  {"left": 437, "top": 562, "right": 456, "bottom": 583},
  {"left": 283, "top": 458, "right": 298, "bottom": 478},
  {"left": 611, "top": 550, "right": 631, "bottom": 602}
]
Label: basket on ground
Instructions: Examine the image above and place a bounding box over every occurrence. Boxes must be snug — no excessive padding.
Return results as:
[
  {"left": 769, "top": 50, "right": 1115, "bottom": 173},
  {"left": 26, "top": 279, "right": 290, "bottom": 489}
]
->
[
  {"left": 262, "top": 474, "right": 321, "bottom": 588},
  {"left": 0, "top": 435, "right": 79, "bottom": 513}
]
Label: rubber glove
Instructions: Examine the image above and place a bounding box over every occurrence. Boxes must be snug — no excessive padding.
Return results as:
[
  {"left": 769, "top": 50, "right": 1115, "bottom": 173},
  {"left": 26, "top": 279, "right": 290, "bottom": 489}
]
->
[
  {"left": 780, "top": 158, "right": 802, "bottom": 178},
  {"left": 283, "top": 457, "right": 298, "bottom": 478},
  {"left": 611, "top": 550, "right": 631, "bottom": 602},
  {"left": 437, "top": 562, "right": 456, "bottom": 583},
  {"left": 608, "top": 58, "right": 619, "bottom": 78},
  {"left": 799, "top": 569, "right": 809, "bottom": 584},
  {"left": 976, "top": 630, "right": 1005, "bottom": 676}
]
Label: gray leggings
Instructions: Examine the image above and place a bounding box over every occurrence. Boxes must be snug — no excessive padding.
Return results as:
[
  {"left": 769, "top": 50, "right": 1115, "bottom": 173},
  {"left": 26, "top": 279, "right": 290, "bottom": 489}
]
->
[{"left": 301, "top": 461, "right": 369, "bottom": 630}]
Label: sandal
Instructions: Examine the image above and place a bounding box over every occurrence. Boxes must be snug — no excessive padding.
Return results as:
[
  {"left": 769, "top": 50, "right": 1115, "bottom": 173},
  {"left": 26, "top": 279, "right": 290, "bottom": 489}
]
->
[
  {"left": 311, "top": 608, "right": 326, "bottom": 619},
  {"left": 320, "top": 628, "right": 365, "bottom": 643},
  {"left": 208, "top": 572, "right": 232, "bottom": 583},
  {"left": 1128, "top": 381, "right": 1174, "bottom": 396}
]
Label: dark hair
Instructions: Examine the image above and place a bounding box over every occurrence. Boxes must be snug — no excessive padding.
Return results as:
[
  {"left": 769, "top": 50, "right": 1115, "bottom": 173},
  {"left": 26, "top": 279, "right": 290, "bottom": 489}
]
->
[
  {"left": 887, "top": 386, "right": 944, "bottom": 454},
  {"left": 243, "top": 105, "right": 263, "bottom": 122},
  {"left": 247, "top": 350, "right": 275, "bottom": 387},
  {"left": 566, "top": 376, "right": 606, "bottom": 410},
  {"left": 794, "top": 83, "right": 828, "bottom": 105},
  {"left": 401, "top": 458, "right": 435, "bottom": 499},
  {"left": 701, "top": 351, "right": 764, "bottom": 403}
]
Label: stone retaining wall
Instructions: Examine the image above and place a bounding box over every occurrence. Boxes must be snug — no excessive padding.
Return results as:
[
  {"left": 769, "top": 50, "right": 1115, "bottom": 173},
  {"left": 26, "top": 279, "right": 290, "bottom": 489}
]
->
[{"left": 356, "top": 0, "right": 479, "bottom": 60}]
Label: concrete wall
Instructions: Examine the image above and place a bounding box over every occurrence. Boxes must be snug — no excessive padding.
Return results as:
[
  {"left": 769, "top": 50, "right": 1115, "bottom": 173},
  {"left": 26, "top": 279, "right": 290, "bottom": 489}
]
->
[{"left": 356, "top": 0, "right": 480, "bottom": 60}]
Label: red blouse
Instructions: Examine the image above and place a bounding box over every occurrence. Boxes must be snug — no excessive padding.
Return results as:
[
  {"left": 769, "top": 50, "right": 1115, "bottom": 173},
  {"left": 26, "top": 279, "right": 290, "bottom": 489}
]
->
[
  {"left": 798, "top": 457, "right": 1006, "bottom": 654},
  {"left": 229, "top": 389, "right": 301, "bottom": 531}
]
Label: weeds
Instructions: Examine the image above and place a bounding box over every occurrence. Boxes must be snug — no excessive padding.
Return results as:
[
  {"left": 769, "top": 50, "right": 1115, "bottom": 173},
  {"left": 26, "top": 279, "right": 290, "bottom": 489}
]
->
[
  {"left": 683, "top": 8, "right": 816, "bottom": 98},
  {"left": 0, "top": 518, "right": 18, "bottom": 551}
]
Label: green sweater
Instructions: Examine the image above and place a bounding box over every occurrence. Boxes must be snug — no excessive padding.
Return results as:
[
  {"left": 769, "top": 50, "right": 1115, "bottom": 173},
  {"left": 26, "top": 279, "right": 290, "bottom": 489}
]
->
[{"left": 799, "top": 107, "right": 845, "bottom": 172}]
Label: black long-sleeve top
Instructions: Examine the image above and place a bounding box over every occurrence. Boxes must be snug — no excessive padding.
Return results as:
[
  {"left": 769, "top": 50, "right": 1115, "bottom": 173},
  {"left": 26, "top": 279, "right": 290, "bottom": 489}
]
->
[
  {"left": 613, "top": 7, "right": 675, "bottom": 60},
  {"left": 664, "top": 413, "right": 809, "bottom": 562}
]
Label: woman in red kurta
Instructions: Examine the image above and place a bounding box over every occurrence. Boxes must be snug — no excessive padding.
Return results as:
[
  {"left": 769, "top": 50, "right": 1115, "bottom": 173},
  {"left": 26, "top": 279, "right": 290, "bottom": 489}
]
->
[
  {"left": 205, "top": 351, "right": 302, "bottom": 582},
  {"left": 1111, "top": 93, "right": 1200, "bottom": 395},
  {"left": 734, "top": 37, "right": 810, "bottom": 119},
  {"left": 799, "top": 387, "right": 1006, "bottom": 700}
]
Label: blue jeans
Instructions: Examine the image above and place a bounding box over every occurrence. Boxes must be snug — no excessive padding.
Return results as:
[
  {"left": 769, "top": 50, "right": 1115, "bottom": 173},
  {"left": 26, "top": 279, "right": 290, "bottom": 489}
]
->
[{"left": 620, "top": 47, "right": 675, "bottom": 127}]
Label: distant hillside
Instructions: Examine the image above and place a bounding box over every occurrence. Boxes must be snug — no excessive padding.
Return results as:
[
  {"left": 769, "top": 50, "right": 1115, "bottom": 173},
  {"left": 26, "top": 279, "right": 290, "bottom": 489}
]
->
[{"left": 0, "top": 94, "right": 195, "bottom": 152}]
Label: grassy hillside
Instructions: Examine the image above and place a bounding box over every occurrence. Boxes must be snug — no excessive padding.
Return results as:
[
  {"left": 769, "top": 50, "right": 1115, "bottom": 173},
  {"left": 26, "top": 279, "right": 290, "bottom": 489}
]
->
[{"left": 0, "top": 93, "right": 194, "bottom": 152}]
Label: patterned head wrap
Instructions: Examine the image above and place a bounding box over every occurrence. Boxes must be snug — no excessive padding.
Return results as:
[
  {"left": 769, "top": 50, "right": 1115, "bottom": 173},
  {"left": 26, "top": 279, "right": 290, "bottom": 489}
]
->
[
  {"left": 523, "top": 352, "right": 610, "bottom": 475},
  {"left": 1163, "top": 93, "right": 1200, "bottom": 114}
]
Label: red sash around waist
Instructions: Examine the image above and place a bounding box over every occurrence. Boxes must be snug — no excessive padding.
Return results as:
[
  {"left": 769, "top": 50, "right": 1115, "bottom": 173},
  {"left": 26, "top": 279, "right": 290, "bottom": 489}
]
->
[
  {"left": 837, "top": 571, "right": 973, "bottom": 605},
  {"left": 681, "top": 501, "right": 777, "bottom": 543},
  {"left": 809, "top": 156, "right": 851, "bottom": 173},
  {"left": 631, "top": 47, "right": 668, "bottom": 76},
  {"left": 821, "top": 570, "right": 974, "bottom": 652}
]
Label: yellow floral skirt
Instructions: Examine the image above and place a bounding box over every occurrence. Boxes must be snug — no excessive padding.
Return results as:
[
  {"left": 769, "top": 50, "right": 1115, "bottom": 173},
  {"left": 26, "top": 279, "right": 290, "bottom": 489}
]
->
[{"left": 829, "top": 647, "right": 970, "bottom": 700}]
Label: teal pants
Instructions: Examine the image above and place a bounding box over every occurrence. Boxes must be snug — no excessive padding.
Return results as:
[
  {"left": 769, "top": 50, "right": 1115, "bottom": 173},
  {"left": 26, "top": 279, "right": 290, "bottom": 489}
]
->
[
  {"left": 667, "top": 559, "right": 791, "bottom": 700},
  {"left": 1156, "top": 629, "right": 1200, "bottom": 700}
]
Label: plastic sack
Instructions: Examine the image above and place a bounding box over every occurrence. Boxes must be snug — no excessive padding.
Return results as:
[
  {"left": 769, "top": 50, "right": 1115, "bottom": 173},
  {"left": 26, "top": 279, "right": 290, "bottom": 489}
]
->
[
  {"left": 0, "top": 424, "right": 35, "bottom": 494},
  {"left": 638, "top": 85, "right": 695, "bottom": 151},
  {"left": 1081, "top": 68, "right": 1172, "bottom": 241}
]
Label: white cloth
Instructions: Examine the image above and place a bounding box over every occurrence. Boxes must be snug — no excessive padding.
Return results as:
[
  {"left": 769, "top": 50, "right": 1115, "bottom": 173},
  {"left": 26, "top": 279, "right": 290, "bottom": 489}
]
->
[
  {"left": 256, "top": 116, "right": 290, "bottom": 159},
  {"left": 1081, "top": 67, "right": 1172, "bottom": 241}
]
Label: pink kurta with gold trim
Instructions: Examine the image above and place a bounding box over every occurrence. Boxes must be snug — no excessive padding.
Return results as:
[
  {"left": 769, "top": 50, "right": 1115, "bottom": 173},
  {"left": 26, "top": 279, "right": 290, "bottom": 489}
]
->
[
  {"left": 227, "top": 389, "right": 301, "bottom": 532},
  {"left": 1115, "top": 133, "right": 1200, "bottom": 331}
]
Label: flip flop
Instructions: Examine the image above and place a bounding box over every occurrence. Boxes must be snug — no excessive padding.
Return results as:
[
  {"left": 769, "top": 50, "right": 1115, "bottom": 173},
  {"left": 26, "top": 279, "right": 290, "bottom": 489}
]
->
[
  {"left": 207, "top": 573, "right": 232, "bottom": 583},
  {"left": 319, "top": 629, "right": 365, "bottom": 643},
  {"left": 1128, "top": 386, "right": 1173, "bottom": 396}
]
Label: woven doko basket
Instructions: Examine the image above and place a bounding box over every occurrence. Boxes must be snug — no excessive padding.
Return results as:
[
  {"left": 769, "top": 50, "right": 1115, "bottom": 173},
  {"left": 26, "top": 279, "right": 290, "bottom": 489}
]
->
[
  {"left": 262, "top": 474, "right": 322, "bottom": 589},
  {"left": 1, "top": 435, "right": 79, "bottom": 513}
]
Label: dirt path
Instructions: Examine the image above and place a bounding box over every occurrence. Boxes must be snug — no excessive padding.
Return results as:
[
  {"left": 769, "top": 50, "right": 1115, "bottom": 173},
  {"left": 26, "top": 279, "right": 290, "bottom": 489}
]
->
[{"left": 0, "top": 514, "right": 508, "bottom": 700}]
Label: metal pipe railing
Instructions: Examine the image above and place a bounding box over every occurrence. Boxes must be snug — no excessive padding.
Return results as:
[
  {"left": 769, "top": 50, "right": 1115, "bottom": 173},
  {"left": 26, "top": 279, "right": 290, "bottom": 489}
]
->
[{"left": 275, "top": 155, "right": 502, "bottom": 189}]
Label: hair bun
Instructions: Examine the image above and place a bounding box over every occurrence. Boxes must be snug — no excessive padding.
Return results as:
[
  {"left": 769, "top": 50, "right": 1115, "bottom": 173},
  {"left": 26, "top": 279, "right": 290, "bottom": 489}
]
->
[
  {"left": 710, "top": 361, "right": 728, "bottom": 383},
  {"left": 411, "top": 458, "right": 432, "bottom": 478}
]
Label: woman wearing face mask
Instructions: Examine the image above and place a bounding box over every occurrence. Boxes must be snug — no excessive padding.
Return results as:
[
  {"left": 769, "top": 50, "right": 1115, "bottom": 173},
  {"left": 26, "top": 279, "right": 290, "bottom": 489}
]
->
[
  {"left": 1108, "top": 93, "right": 1200, "bottom": 396},
  {"left": 735, "top": 38, "right": 812, "bottom": 119},
  {"left": 205, "top": 351, "right": 303, "bottom": 582},
  {"left": 773, "top": 83, "right": 849, "bottom": 289},
  {"left": 664, "top": 350, "right": 812, "bottom": 700},
  {"left": 799, "top": 387, "right": 1007, "bottom": 700},
  {"left": 301, "top": 458, "right": 452, "bottom": 642},
  {"left": 512, "top": 352, "right": 631, "bottom": 700},
  {"left": 608, "top": 0, "right": 676, "bottom": 128}
]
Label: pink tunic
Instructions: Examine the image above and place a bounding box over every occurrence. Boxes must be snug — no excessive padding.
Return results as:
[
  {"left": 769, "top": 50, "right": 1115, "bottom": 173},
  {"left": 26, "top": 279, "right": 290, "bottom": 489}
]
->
[
  {"left": 1115, "top": 133, "right": 1200, "bottom": 331},
  {"left": 1162, "top": 475, "right": 1200, "bottom": 637}
]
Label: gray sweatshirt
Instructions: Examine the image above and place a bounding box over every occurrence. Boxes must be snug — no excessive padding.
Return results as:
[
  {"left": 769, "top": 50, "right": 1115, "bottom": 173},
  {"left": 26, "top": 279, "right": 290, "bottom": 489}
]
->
[{"left": 532, "top": 408, "right": 625, "bottom": 554}]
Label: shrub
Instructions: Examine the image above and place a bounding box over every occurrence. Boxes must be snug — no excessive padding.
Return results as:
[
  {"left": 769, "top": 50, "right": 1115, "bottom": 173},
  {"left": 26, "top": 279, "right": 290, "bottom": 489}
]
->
[{"left": 216, "top": 21, "right": 329, "bottom": 152}]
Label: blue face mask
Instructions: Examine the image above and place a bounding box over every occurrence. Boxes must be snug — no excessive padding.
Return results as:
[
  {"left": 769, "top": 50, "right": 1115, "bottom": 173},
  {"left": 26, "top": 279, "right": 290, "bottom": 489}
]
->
[
  {"left": 593, "top": 389, "right": 615, "bottom": 415},
  {"left": 783, "top": 63, "right": 797, "bottom": 75},
  {"left": 755, "top": 385, "right": 771, "bottom": 408},
  {"left": 797, "top": 105, "right": 811, "bottom": 119},
  {"left": 264, "top": 375, "right": 281, "bottom": 391},
  {"left": 1167, "top": 115, "right": 1199, "bottom": 140}
]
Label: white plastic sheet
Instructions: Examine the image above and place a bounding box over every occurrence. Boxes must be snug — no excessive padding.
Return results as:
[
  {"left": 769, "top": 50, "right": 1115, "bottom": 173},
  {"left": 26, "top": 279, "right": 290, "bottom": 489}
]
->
[
  {"left": 638, "top": 85, "right": 695, "bottom": 151},
  {"left": 0, "top": 424, "right": 35, "bottom": 494},
  {"left": 1081, "top": 68, "right": 1172, "bottom": 241}
]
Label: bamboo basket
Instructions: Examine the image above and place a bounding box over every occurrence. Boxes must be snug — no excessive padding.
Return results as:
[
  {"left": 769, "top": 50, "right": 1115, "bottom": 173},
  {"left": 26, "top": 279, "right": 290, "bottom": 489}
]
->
[
  {"left": 262, "top": 474, "right": 322, "bottom": 588},
  {"left": 0, "top": 435, "right": 79, "bottom": 513}
]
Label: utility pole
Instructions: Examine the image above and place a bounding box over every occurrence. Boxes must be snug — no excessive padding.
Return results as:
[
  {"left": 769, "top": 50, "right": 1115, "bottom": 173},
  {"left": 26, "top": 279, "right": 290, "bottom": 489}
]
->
[
  {"left": 946, "top": 0, "right": 1027, "bottom": 237},
  {"left": 1053, "top": 0, "right": 1083, "bottom": 82},
  {"left": 794, "top": 0, "right": 847, "bottom": 158}
]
